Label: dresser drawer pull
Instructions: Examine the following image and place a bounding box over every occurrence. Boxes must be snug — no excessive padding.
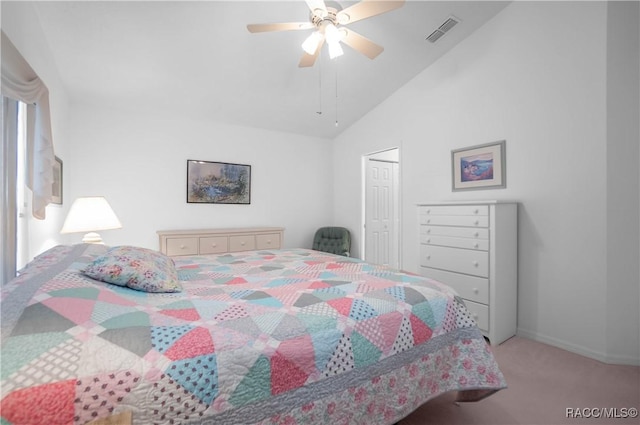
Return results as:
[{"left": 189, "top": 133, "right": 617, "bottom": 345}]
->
[
  {"left": 473, "top": 261, "right": 479, "bottom": 267},
  {"left": 473, "top": 313, "right": 479, "bottom": 320},
  {"left": 241, "top": 241, "right": 246, "bottom": 246},
  {"left": 426, "top": 228, "right": 431, "bottom": 234},
  {"left": 473, "top": 243, "right": 479, "bottom": 249},
  {"left": 426, "top": 238, "right": 431, "bottom": 244},
  {"left": 180, "top": 245, "right": 186, "bottom": 249},
  {"left": 474, "top": 220, "right": 480, "bottom": 226},
  {"left": 266, "top": 240, "right": 272, "bottom": 244},
  {"left": 474, "top": 231, "right": 479, "bottom": 237},
  {"left": 474, "top": 208, "right": 479, "bottom": 214},
  {"left": 473, "top": 288, "right": 479, "bottom": 294},
  {"left": 426, "top": 255, "right": 431, "bottom": 260},
  {"left": 211, "top": 243, "right": 217, "bottom": 247}
]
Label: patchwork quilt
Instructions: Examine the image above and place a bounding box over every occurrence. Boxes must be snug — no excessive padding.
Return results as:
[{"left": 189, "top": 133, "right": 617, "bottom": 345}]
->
[{"left": 1, "top": 244, "right": 506, "bottom": 425}]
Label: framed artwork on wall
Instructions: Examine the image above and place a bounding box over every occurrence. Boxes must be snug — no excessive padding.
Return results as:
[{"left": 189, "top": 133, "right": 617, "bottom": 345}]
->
[
  {"left": 187, "top": 160, "right": 251, "bottom": 204},
  {"left": 451, "top": 140, "right": 506, "bottom": 191},
  {"left": 52, "top": 156, "right": 63, "bottom": 205}
]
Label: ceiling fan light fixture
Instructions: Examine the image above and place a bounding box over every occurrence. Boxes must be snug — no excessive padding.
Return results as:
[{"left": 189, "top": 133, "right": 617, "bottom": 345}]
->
[
  {"left": 302, "top": 31, "right": 323, "bottom": 55},
  {"left": 327, "top": 40, "right": 344, "bottom": 59},
  {"left": 324, "top": 22, "right": 341, "bottom": 44}
]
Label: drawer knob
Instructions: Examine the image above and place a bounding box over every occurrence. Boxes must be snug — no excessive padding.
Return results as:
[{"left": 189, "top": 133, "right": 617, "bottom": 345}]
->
[
  {"left": 474, "top": 220, "right": 479, "bottom": 226},
  {"left": 426, "top": 209, "right": 431, "bottom": 214},
  {"left": 473, "top": 288, "right": 479, "bottom": 294},
  {"left": 266, "top": 240, "right": 271, "bottom": 244},
  {"left": 180, "top": 245, "right": 186, "bottom": 249},
  {"left": 473, "top": 261, "right": 479, "bottom": 267},
  {"left": 426, "top": 255, "right": 431, "bottom": 260},
  {"left": 474, "top": 231, "right": 479, "bottom": 237},
  {"left": 241, "top": 241, "right": 246, "bottom": 246},
  {"left": 473, "top": 243, "right": 479, "bottom": 249},
  {"left": 473, "top": 314, "right": 479, "bottom": 320},
  {"left": 426, "top": 219, "right": 431, "bottom": 224},
  {"left": 211, "top": 243, "right": 217, "bottom": 247},
  {"left": 426, "top": 229, "right": 431, "bottom": 234},
  {"left": 427, "top": 238, "right": 431, "bottom": 243},
  {"left": 474, "top": 209, "right": 479, "bottom": 214}
]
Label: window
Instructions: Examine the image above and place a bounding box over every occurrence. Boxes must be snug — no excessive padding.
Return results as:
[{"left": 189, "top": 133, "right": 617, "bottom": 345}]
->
[
  {"left": 16, "top": 101, "right": 29, "bottom": 270},
  {"left": 1, "top": 97, "right": 28, "bottom": 284}
]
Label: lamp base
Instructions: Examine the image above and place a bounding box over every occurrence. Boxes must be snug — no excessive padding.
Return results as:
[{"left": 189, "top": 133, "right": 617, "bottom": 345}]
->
[{"left": 82, "top": 232, "right": 104, "bottom": 244}]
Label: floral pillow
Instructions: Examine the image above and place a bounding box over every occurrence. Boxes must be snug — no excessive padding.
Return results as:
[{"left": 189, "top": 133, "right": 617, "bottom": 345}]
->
[{"left": 83, "top": 246, "right": 181, "bottom": 293}]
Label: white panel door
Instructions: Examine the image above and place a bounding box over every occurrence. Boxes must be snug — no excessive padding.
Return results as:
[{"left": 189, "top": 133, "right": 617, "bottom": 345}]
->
[{"left": 365, "top": 159, "right": 395, "bottom": 267}]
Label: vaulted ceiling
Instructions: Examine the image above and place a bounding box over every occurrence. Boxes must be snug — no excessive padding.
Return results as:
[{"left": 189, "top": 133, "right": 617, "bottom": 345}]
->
[{"left": 31, "top": 1, "right": 509, "bottom": 139}]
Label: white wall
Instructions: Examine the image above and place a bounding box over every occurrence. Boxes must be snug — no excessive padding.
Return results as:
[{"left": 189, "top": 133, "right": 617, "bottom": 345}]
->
[
  {"left": 605, "top": 1, "right": 640, "bottom": 365},
  {"left": 63, "top": 103, "right": 334, "bottom": 250},
  {"left": 1, "top": 1, "right": 71, "bottom": 260},
  {"left": 333, "top": 1, "right": 639, "bottom": 364}
]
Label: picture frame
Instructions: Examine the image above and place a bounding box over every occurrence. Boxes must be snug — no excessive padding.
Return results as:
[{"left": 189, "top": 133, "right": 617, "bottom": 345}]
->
[
  {"left": 451, "top": 140, "right": 506, "bottom": 191},
  {"left": 187, "top": 160, "right": 251, "bottom": 204},
  {"left": 52, "top": 156, "right": 63, "bottom": 205}
]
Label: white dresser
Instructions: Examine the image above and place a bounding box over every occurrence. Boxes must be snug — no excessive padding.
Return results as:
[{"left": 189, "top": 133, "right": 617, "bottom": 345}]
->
[
  {"left": 157, "top": 227, "right": 284, "bottom": 257},
  {"left": 417, "top": 201, "right": 517, "bottom": 345}
]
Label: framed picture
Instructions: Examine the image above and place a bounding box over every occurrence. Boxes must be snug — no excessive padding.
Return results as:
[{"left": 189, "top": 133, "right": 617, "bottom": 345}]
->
[
  {"left": 451, "top": 140, "right": 506, "bottom": 191},
  {"left": 187, "top": 160, "right": 251, "bottom": 204},
  {"left": 51, "top": 156, "right": 63, "bottom": 205}
]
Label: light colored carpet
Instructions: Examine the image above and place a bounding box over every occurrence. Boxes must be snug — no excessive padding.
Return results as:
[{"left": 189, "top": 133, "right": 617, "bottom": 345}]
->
[{"left": 399, "top": 336, "right": 639, "bottom": 425}]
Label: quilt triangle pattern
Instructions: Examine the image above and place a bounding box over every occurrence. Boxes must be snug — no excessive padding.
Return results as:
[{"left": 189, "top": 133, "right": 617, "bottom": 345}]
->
[
  {"left": 164, "top": 327, "right": 215, "bottom": 361},
  {"left": 228, "top": 355, "right": 271, "bottom": 407},
  {"left": 322, "top": 334, "right": 355, "bottom": 377},
  {"left": 10, "top": 303, "right": 76, "bottom": 337},
  {"left": 166, "top": 354, "right": 218, "bottom": 405}
]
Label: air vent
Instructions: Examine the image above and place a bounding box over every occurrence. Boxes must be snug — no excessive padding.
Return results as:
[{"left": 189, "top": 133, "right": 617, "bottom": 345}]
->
[{"left": 426, "top": 16, "right": 460, "bottom": 43}]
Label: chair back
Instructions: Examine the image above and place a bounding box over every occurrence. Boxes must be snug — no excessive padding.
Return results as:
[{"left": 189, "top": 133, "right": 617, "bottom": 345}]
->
[{"left": 312, "top": 227, "right": 351, "bottom": 256}]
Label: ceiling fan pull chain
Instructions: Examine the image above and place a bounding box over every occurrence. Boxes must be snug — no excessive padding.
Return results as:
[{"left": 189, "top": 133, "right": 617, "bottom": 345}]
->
[
  {"left": 317, "top": 53, "right": 323, "bottom": 115},
  {"left": 335, "top": 61, "right": 339, "bottom": 127}
]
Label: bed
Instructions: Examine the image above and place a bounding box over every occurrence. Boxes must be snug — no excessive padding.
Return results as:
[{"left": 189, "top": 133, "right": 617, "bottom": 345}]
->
[{"left": 1, "top": 244, "right": 506, "bottom": 425}]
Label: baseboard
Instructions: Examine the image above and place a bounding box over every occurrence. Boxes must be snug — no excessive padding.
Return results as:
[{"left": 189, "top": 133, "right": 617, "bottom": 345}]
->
[
  {"left": 516, "top": 328, "right": 640, "bottom": 366},
  {"left": 603, "top": 351, "right": 640, "bottom": 366}
]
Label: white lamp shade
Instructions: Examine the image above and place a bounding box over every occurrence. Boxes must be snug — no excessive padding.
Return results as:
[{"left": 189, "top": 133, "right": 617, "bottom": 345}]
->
[
  {"left": 327, "top": 40, "right": 344, "bottom": 59},
  {"left": 302, "top": 31, "right": 323, "bottom": 55},
  {"left": 61, "top": 196, "right": 122, "bottom": 234}
]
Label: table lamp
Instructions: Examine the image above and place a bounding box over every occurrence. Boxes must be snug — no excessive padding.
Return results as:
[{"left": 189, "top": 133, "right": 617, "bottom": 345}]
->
[{"left": 60, "top": 196, "right": 122, "bottom": 243}]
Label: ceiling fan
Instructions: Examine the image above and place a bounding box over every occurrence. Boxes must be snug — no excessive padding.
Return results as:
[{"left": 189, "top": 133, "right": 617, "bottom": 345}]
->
[{"left": 247, "top": 0, "right": 405, "bottom": 67}]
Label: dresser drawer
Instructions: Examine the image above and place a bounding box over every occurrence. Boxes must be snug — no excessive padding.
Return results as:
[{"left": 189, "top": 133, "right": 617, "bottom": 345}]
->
[
  {"left": 165, "top": 237, "right": 198, "bottom": 256},
  {"left": 420, "top": 205, "right": 488, "bottom": 217},
  {"left": 420, "top": 234, "right": 489, "bottom": 251},
  {"left": 420, "top": 267, "right": 489, "bottom": 304},
  {"left": 199, "top": 236, "right": 228, "bottom": 254},
  {"left": 463, "top": 300, "right": 489, "bottom": 332},
  {"left": 229, "top": 235, "right": 256, "bottom": 252},
  {"left": 420, "top": 245, "right": 489, "bottom": 278},
  {"left": 421, "top": 225, "right": 489, "bottom": 240},
  {"left": 419, "top": 214, "right": 489, "bottom": 227},
  {"left": 256, "top": 233, "right": 280, "bottom": 250}
]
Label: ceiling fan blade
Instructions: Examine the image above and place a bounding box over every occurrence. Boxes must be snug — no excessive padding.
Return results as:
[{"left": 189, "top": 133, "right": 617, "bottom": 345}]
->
[
  {"left": 299, "top": 38, "right": 325, "bottom": 67},
  {"left": 341, "top": 29, "right": 384, "bottom": 59},
  {"left": 337, "top": 0, "right": 405, "bottom": 25},
  {"left": 247, "top": 22, "right": 314, "bottom": 33},
  {"left": 305, "top": 0, "right": 327, "bottom": 16}
]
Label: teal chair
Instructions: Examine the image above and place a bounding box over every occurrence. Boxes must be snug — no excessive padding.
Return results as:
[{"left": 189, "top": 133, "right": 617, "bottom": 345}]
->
[{"left": 312, "top": 227, "right": 351, "bottom": 257}]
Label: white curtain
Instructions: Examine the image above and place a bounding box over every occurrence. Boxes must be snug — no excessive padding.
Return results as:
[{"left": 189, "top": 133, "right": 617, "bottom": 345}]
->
[{"left": 1, "top": 31, "right": 55, "bottom": 220}]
